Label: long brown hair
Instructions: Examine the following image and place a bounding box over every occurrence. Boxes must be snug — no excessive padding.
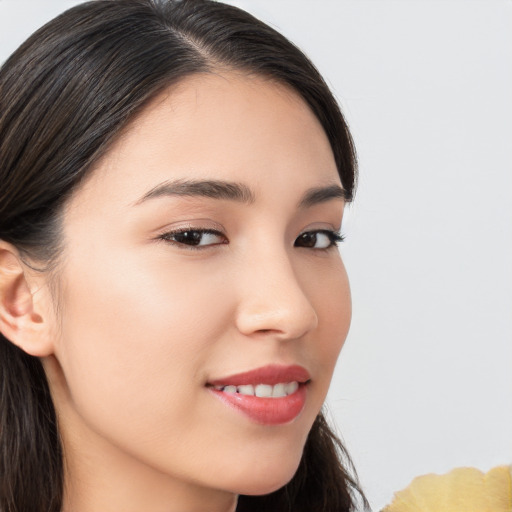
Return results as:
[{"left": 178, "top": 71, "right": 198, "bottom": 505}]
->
[{"left": 0, "top": 1, "right": 368, "bottom": 510}]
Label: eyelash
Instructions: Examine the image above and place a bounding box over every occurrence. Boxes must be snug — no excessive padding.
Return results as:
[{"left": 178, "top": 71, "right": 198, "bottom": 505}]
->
[
  {"left": 158, "top": 228, "right": 228, "bottom": 249},
  {"left": 294, "top": 230, "right": 345, "bottom": 249},
  {"left": 157, "top": 228, "right": 345, "bottom": 250}
]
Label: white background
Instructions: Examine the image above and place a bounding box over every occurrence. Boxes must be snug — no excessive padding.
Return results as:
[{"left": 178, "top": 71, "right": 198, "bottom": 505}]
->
[{"left": 1, "top": 1, "right": 511, "bottom": 510}]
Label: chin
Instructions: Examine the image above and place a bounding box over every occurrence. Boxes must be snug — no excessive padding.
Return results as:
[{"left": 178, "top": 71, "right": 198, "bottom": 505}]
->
[{"left": 228, "top": 453, "right": 302, "bottom": 496}]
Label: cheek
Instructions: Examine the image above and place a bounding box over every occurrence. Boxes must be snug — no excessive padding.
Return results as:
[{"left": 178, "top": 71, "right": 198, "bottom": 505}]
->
[
  {"left": 54, "top": 249, "right": 231, "bottom": 445},
  {"left": 51, "top": 240, "right": 350, "bottom": 492},
  {"left": 306, "top": 258, "right": 351, "bottom": 379}
]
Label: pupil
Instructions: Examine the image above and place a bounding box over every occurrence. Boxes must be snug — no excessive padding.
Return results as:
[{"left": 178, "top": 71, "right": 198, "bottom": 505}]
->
[
  {"left": 300, "top": 232, "right": 316, "bottom": 247},
  {"left": 176, "top": 231, "right": 201, "bottom": 245}
]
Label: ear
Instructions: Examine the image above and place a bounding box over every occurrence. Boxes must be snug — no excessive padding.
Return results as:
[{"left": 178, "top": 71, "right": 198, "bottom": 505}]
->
[{"left": 0, "top": 241, "right": 55, "bottom": 357}]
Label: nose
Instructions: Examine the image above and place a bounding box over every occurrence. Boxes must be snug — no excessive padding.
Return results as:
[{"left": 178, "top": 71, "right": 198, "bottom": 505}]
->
[{"left": 234, "top": 249, "right": 318, "bottom": 340}]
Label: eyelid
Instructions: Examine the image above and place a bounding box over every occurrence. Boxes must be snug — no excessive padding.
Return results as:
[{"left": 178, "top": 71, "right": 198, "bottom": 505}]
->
[
  {"left": 316, "top": 228, "right": 345, "bottom": 243},
  {"left": 294, "top": 228, "right": 345, "bottom": 249},
  {"left": 156, "top": 226, "right": 228, "bottom": 250},
  {"left": 153, "top": 222, "right": 344, "bottom": 250}
]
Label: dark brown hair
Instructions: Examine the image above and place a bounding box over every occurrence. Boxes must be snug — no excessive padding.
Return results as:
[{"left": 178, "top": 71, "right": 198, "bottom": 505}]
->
[{"left": 0, "top": 1, "right": 367, "bottom": 510}]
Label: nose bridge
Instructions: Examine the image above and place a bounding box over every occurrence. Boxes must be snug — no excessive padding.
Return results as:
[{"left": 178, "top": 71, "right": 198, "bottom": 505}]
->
[{"left": 235, "top": 243, "right": 318, "bottom": 339}]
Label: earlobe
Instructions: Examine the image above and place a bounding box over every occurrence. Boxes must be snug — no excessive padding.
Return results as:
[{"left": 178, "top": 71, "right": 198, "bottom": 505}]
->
[{"left": 0, "top": 242, "right": 54, "bottom": 357}]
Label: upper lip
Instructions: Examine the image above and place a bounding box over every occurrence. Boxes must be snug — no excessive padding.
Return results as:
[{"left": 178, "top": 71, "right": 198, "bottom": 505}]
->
[{"left": 208, "top": 364, "right": 311, "bottom": 387}]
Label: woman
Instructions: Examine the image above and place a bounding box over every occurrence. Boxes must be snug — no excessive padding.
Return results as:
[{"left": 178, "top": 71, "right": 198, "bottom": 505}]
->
[{"left": 0, "top": 1, "right": 368, "bottom": 511}]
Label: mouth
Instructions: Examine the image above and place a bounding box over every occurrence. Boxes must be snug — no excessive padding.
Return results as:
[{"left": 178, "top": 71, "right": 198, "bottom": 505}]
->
[
  {"left": 206, "top": 364, "right": 310, "bottom": 425},
  {"left": 211, "top": 381, "right": 301, "bottom": 398}
]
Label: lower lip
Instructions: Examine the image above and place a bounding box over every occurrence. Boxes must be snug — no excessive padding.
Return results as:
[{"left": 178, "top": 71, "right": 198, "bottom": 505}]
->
[{"left": 208, "top": 384, "right": 307, "bottom": 425}]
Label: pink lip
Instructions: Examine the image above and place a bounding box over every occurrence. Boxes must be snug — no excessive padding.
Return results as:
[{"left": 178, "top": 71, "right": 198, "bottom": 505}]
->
[
  {"left": 208, "top": 364, "right": 311, "bottom": 387},
  {"left": 207, "top": 365, "right": 310, "bottom": 426}
]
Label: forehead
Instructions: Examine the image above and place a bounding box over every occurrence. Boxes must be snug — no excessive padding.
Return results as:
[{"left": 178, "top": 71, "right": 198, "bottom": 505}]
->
[{"left": 71, "top": 71, "right": 340, "bottom": 209}]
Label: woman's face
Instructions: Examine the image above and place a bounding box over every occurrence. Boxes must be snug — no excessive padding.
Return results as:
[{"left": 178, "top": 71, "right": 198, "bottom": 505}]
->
[{"left": 46, "top": 72, "right": 351, "bottom": 509}]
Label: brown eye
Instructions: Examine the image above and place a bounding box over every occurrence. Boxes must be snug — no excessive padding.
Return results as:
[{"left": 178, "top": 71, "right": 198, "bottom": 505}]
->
[
  {"left": 295, "top": 232, "right": 318, "bottom": 248},
  {"left": 172, "top": 231, "right": 204, "bottom": 246},
  {"left": 161, "top": 229, "right": 227, "bottom": 248},
  {"left": 294, "top": 230, "right": 344, "bottom": 249}
]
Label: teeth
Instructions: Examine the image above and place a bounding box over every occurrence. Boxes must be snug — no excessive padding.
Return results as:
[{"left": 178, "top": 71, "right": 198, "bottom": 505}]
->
[
  {"left": 215, "top": 382, "right": 300, "bottom": 398},
  {"left": 285, "top": 381, "right": 299, "bottom": 395},
  {"left": 255, "top": 384, "right": 273, "bottom": 398},
  {"left": 237, "top": 385, "right": 254, "bottom": 396},
  {"left": 272, "top": 383, "right": 287, "bottom": 398}
]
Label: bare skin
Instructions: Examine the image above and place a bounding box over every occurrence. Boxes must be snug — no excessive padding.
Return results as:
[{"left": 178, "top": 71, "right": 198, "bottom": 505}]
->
[{"left": 0, "top": 72, "right": 351, "bottom": 512}]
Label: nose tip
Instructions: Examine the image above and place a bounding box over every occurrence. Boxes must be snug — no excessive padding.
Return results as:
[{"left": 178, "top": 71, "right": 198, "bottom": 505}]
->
[
  {"left": 235, "top": 264, "right": 319, "bottom": 340},
  {"left": 236, "top": 302, "right": 318, "bottom": 340}
]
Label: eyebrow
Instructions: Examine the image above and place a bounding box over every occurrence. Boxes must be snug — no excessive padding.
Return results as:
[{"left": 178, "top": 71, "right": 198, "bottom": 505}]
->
[
  {"left": 135, "top": 179, "right": 255, "bottom": 205},
  {"left": 297, "top": 184, "right": 348, "bottom": 208},
  {"left": 134, "top": 179, "right": 346, "bottom": 207}
]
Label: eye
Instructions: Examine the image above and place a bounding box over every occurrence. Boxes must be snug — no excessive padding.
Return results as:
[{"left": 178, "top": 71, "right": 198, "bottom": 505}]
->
[
  {"left": 159, "top": 228, "right": 228, "bottom": 248},
  {"left": 294, "top": 230, "right": 344, "bottom": 249}
]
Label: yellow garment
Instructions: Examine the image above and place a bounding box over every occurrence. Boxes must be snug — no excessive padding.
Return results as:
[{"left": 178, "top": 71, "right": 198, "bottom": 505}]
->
[{"left": 382, "top": 465, "right": 512, "bottom": 512}]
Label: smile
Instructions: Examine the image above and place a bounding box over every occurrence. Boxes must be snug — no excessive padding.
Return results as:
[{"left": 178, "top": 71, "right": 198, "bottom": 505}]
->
[
  {"left": 213, "top": 381, "right": 299, "bottom": 398},
  {"left": 207, "top": 365, "right": 310, "bottom": 425}
]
